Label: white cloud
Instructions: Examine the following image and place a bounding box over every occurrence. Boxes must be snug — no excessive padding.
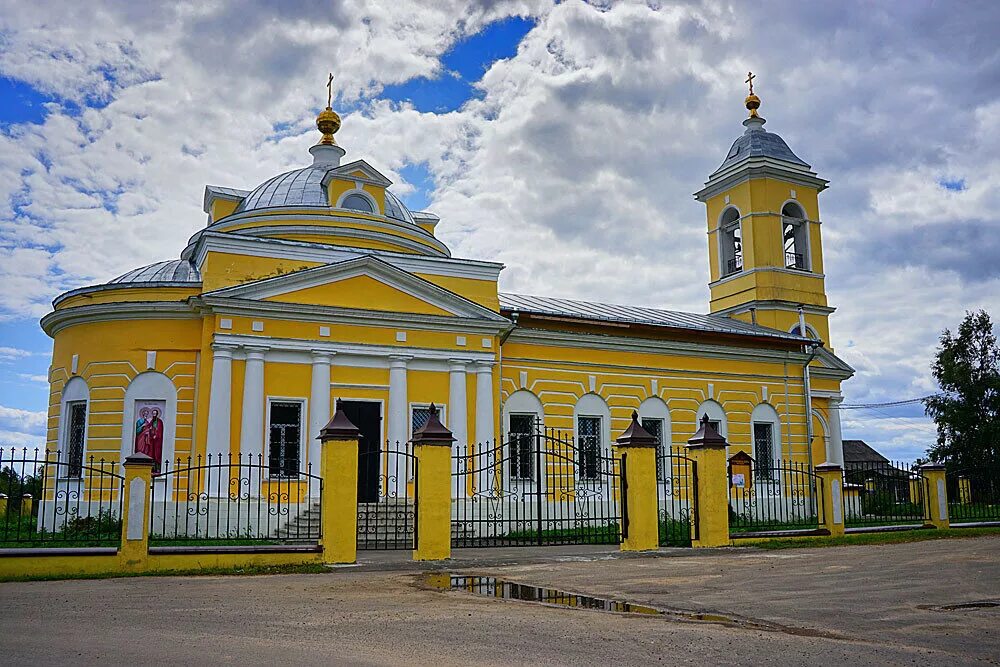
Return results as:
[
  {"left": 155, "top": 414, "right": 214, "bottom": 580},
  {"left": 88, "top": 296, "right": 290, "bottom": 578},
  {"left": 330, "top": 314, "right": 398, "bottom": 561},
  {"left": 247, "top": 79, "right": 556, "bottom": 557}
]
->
[
  {"left": 1, "top": 1, "right": 997, "bottom": 461},
  {"left": 0, "top": 347, "right": 37, "bottom": 360},
  {"left": 0, "top": 404, "right": 47, "bottom": 437}
]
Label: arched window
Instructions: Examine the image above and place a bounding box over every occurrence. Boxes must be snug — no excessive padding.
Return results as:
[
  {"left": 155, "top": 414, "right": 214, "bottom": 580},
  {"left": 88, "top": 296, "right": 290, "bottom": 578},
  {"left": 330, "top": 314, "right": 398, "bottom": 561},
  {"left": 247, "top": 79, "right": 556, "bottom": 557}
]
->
[
  {"left": 695, "top": 399, "right": 727, "bottom": 438},
  {"left": 790, "top": 323, "right": 820, "bottom": 339},
  {"left": 781, "top": 202, "right": 809, "bottom": 271},
  {"left": 60, "top": 377, "right": 90, "bottom": 478},
  {"left": 503, "top": 390, "right": 544, "bottom": 484},
  {"left": 341, "top": 193, "right": 375, "bottom": 213},
  {"left": 574, "top": 393, "right": 611, "bottom": 482},
  {"left": 750, "top": 403, "right": 782, "bottom": 480},
  {"left": 719, "top": 207, "right": 742, "bottom": 276},
  {"left": 638, "top": 397, "right": 671, "bottom": 480},
  {"left": 120, "top": 371, "right": 178, "bottom": 475}
]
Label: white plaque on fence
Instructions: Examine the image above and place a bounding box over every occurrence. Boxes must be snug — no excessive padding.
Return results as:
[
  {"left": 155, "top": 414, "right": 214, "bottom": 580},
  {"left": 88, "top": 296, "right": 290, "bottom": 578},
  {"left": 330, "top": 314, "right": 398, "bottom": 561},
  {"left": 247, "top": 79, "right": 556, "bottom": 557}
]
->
[
  {"left": 832, "top": 480, "right": 843, "bottom": 525},
  {"left": 732, "top": 473, "right": 745, "bottom": 489},
  {"left": 937, "top": 479, "right": 947, "bottom": 522},
  {"left": 127, "top": 477, "right": 146, "bottom": 541}
]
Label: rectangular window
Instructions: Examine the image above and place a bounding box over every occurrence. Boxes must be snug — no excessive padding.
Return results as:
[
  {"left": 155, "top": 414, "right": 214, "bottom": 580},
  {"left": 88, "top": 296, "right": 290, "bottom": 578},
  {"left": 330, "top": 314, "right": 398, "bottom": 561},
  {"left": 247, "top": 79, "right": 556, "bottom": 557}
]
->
[
  {"left": 754, "top": 422, "right": 775, "bottom": 481},
  {"left": 411, "top": 406, "right": 432, "bottom": 434},
  {"left": 577, "top": 416, "right": 602, "bottom": 481},
  {"left": 508, "top": 414, "right": 535, "bottom": 481},
  {"left": 65, "top": 401, "right": 87, "bottom": 478},
  {"left": 642, "top": 418, "right": 664, "bottom": 480},
  {"left": 268, "top": 401, "right": 302, "bottom": 478}
]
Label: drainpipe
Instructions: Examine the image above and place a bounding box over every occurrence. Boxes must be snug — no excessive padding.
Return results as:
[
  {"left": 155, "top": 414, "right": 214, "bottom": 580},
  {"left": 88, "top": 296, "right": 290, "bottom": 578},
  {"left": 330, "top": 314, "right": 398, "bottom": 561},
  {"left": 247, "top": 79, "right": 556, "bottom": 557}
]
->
[
  {"left": 497, "top": 312, "right": 519, "bottom": 435},
  {"left": 798, "top": 306, "right": 819, "bottom": 471}
]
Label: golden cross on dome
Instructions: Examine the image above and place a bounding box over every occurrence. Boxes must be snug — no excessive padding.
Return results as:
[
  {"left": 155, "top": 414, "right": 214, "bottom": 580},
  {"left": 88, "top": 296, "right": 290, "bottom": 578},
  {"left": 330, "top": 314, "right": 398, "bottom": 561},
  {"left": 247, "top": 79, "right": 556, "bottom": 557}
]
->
[
  {"left": 326, "top": 72, "right": 334, "bottom": 109},
  {"left": 745, "top": 71, "right": 755, "bottom": 96}
]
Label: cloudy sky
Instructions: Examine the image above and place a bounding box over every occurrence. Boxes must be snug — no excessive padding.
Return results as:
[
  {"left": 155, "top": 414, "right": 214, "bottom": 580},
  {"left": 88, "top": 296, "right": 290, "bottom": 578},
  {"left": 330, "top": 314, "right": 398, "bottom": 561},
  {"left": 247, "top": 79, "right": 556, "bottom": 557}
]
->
[{"left": 1, "top": 0, "right": 997, "bottom": 459}]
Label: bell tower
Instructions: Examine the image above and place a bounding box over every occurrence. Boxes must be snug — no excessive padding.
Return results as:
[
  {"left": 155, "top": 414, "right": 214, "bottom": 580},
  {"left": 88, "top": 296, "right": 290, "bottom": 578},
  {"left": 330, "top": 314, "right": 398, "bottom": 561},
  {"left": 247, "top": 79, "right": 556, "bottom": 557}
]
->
[{"left": 694, "top": 75, "right": 834, "bottom": 345}]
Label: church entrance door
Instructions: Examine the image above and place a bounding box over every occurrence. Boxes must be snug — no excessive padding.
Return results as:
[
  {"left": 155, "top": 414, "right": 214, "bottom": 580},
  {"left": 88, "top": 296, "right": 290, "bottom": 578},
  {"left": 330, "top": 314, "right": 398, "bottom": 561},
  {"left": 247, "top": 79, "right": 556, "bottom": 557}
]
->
[{"left": 339, "top": 400, "right": 382, "bottom": 503}]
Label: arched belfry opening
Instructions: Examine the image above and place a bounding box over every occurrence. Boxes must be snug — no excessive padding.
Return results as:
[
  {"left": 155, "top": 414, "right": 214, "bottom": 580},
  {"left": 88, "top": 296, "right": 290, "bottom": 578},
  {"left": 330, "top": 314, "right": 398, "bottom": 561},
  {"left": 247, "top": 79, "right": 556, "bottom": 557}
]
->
[
  {"left": 781, "top": 202, "right": 809, "bottom": 271},
  {"left": 719, "top": 207, "right": 742, "bottom": 276}
]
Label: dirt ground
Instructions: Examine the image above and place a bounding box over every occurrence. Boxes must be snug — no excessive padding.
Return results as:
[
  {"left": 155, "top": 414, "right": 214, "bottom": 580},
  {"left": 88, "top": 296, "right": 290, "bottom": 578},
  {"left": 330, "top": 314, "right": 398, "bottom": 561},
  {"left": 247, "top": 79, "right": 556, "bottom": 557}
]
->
[{"left": 2, "top": 537, "right": 998, "bottom": 666}]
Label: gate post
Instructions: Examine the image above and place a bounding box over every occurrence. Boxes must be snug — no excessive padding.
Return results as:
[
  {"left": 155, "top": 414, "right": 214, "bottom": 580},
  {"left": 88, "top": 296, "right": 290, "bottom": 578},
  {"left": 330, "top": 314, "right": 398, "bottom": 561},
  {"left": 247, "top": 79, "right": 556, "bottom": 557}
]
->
[
  {"left": 318, "top": 401, "right": 361, "bottom": 564},
  {"left": 686, "top": 414, "right": 730, "bottom": 547},
  {"left": 918, "top": 463, "right": 949, "bottom": 529},
  {"left": 814, "top": 463, "right": 845, "bottom": 537},
  {"left": 120, "top": 453, "right": 154, "bottom": 572},
  {"left": 412, "top": 403, "right": 455, "bottom": 561},
  {"left": 616, "top": 411, "right": 659, "bottom": 551}
]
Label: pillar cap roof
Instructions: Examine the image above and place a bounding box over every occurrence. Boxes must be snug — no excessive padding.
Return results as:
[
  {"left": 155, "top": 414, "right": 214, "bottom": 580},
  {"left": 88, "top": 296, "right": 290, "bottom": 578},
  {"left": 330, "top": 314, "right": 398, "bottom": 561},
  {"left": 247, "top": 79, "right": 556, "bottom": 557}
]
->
[
  {"left": 687, "top": 414, "right": 728, "bottom": 449},
  {"left": 616, "top": 411, "right": 659, "bottom": 447},
  {"left": 318, "top": 400, "right": 361, "bottom": 441}
]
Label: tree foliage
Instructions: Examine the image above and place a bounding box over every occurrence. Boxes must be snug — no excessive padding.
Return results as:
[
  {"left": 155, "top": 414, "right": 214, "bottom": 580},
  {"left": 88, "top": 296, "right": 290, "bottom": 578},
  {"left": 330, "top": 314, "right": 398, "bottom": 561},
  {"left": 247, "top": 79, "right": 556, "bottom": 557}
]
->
[{"left": 924, "top": 310, "right": 1000, "bottom": 468}]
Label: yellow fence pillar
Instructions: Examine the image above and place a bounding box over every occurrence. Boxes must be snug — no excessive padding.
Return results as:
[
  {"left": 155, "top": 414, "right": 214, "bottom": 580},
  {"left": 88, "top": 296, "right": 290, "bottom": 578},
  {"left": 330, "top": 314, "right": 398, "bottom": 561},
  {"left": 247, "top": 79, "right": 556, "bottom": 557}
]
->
[
  {"left": 814, "top": 463, "right": 845, "bottom": 537},
  {"left": 20, "top": 494, "right": 32, "bottom": 519},
  {"left": 318, "top": 402, "right": 361, "bottom": 565},
  {"left": 412, "top": 403, "right": 455, "bottom": 561},
  {"left": 0, "top": 493, "right": 7, "bottom": 516},
  {"left": 120, "top": 453, "right": 154, "bottom": 572},
  {"left": 919, "top": 463, "right": 949, "bottom": 529},
  {"left": 616, "top": 411, "right": 660, "bottom": 551},
  {"left": 958, "top": 476, "right": 972, "bottom": 505},
  {"left": 686, "top": 414, "right": 730, "bottom": 547}
]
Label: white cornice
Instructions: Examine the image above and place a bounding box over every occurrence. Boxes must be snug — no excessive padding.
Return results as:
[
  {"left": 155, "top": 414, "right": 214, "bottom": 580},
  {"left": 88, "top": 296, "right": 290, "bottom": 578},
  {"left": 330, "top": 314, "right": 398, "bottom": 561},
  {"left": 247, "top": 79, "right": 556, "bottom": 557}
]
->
[
  {"left": 200, "top": 210, "right": 448, "bottom": 255},
  {"left": 214, "top": 332, "right": 496, "bottom": 364},
  {"left": 694, "top": 157, "right": 829, "bottom": 201},
  {"left": 40, "top": 302, "right": 197, "bottom": 337},
  {"left": 709, "top": 266, "right": 828, "bottom": 289},
  {"left": 218, "top": 223, "right": 448, "bottom": 257},
  {"left": 713, "top": 301, "right": 836, "bottom": 317},
  {"left": 194, "top": 296, "right": 510, "bottom": 334},
  {"left": 504, "top": 327, "right": 809, "bottom": 365},
  {"left": 184, "top": 232, "right": 504, "bottom": 282}
]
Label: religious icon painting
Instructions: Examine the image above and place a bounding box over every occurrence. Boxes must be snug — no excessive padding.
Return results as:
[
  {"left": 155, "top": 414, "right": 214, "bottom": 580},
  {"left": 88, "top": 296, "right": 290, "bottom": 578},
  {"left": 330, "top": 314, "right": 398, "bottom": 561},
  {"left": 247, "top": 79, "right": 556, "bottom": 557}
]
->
[{"left": 133, "top": 400, "right": 166, "bottom": 473}]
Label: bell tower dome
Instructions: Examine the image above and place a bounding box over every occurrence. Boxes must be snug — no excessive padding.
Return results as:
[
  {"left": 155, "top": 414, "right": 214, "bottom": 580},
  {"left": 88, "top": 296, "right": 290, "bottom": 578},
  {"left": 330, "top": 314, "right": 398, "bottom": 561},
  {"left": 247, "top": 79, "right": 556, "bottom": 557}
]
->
[{"left": 694, "top": 75, "right": 835, "bottom": 345}]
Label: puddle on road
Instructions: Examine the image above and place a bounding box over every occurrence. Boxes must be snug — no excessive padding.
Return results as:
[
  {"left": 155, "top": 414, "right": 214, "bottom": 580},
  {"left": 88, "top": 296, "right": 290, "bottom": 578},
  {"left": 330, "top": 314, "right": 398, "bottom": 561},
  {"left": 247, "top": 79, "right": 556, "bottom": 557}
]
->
[
  {"left": 925, "top": 600, "right": 1000, "bottom": 612},
  {"left": 426, "top": 574, "right": 765, "bottom": 628}
]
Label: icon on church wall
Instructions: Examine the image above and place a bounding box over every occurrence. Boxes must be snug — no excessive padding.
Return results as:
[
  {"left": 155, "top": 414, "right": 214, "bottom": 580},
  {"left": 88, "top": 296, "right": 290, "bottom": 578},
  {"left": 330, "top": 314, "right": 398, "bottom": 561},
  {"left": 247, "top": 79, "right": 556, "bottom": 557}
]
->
[{"left": 134, "top": 400, "right": 165, "bottom": 473}]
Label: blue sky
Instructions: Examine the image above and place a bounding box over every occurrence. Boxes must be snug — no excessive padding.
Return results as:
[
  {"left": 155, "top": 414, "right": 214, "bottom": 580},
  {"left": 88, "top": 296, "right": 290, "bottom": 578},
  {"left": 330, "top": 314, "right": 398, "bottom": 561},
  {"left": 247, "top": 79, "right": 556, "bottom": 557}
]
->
[{"left": 1, "top": 1, "right": 997, "bottom": 460}]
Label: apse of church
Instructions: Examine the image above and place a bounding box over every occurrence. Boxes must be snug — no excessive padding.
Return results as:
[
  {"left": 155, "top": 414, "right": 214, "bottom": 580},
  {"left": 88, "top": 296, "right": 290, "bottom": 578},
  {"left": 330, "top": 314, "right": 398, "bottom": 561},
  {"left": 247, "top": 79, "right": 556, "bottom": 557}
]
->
[{"left": 41, "top": 74, "right": 853, "bottom": 495}]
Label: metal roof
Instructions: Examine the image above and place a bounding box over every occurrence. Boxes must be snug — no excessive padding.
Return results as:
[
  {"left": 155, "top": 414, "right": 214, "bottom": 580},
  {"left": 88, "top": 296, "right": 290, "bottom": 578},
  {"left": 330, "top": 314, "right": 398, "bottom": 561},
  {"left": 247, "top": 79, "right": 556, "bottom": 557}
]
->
[
  {"left": 109, "top": 259, "right": 201, "bottom": 284},
  {"left": 232, "top": 165, "right": 415, "bottom": 224},
  {"left": 498, "top": 292, "right": 809, "bottom": 342},
  {"left": 714, "top": 126, "right": 809, "bottom": 175}
]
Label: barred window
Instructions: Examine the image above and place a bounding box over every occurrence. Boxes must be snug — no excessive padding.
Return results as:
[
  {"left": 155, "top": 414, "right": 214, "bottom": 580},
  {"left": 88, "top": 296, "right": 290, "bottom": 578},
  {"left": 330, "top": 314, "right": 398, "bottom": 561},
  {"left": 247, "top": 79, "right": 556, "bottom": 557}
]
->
[
  {"left": 577, "top": 416, "right": 602, "bottom": 480},
  {"left": 753, "top": 422, "right": 775, "bottom": 481},
  {"left": 508, "top": 414, "right": 535, "bottom": 481},
  {"left": 642, "top": 418, "right": 664, "bottom": 480},
  {"left": 268, "top": 401, "right": 302, "bottom": 478},
  {"left": 66, "top": 401, "right": 87, "bottom": 478},
  {"left": 412, "top": 406, "right": 432, "bottom": 434}
]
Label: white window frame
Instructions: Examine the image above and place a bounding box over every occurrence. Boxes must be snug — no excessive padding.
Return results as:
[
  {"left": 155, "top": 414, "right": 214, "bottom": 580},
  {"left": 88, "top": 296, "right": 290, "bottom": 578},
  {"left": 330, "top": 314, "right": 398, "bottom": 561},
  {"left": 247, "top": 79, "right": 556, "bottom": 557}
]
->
[
  {"left": 409, "top": 403, "right": 446, "bottom": 440},
  {"left": 59, "top": 377, "right": 90, "bottom": 480}
]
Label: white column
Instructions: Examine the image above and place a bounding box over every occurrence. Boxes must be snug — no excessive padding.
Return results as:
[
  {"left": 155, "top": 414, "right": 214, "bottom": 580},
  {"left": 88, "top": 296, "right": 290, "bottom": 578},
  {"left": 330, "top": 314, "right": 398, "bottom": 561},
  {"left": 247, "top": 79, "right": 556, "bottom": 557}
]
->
[
  {"left": 474, "top": 361, "right": 495, "bottom": 495},
  {"left": 240, "top": 346, "right": 267, "bottom": 495},
  {"left": 308, "top": 351, "right": 333, "bottom": 498},
  {"left": 449, "top": 360, "right": 469, "bottom": 488},
  {"left": 206, "top": 344, "right": 235, "bottom": 463},
  {"left": 828, "top": 396, "right": 845, "bottom": 467},
  {"left": 387, "top": 355, "right": 411, "bottom": 496}
]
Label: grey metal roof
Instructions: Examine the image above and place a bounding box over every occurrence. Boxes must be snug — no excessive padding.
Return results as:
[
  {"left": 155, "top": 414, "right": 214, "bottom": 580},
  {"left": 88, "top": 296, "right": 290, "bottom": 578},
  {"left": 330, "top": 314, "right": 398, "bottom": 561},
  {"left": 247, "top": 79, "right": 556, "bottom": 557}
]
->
[
  {"left": 109, "top": 260, "right": 201, "bottom": 284},
  {"left": 233, "top": 165, "right": 416, "bottom": 224},
  {"left": 205, "top": 185, "right": 250, "bottom": 199},
  {"left": 715, "top": 126, "right": 809, "bottom": 174},
  {"left": 498, "top": 292, "right": 809, "bottom": 342}
]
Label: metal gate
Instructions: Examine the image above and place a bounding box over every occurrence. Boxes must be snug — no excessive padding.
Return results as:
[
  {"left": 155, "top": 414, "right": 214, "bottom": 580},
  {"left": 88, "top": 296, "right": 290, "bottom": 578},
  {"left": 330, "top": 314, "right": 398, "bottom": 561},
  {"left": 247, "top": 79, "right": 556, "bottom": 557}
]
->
[
  {"left": 452, "top": 427, "right": 624, "bottom": 547},
  {"left": 844, "top": 461, "right": 930, "bottom": 528},
  {"left": 357, "top": 441, "right": 417, "bottom": 550},
  {"left": 729, "top": 457, "right": 822, "bottom": 534},
  {"left": 947, "top": 466, "right": 1000, "bottom": 523},
  {"left": 656, "top": 448, "right": 697, "bottom": 546}
]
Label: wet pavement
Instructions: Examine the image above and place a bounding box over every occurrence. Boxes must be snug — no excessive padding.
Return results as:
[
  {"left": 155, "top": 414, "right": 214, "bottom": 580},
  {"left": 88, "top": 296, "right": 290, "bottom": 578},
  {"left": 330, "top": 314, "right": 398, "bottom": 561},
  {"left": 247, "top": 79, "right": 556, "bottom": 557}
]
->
[{"left": 1, "top": 536, "right": 998, "bottom": 665}]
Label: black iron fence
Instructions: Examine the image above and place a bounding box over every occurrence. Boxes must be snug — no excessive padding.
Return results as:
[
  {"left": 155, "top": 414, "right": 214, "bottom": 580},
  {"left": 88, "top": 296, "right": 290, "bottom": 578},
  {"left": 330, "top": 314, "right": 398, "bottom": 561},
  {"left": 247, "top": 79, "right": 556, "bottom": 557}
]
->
[
  {"left": 947, "top": 465, "right": 1000, "bottom": 523},
  {"left": 356, "top": 441, "right": 417, "bottom": 550},
  {"left": 729, "top": 457, "right": 822, "bottom": 534},
  {"left": 150, "top": 453, "right": 322, "bottom": 544},
  {"left": 0, "top": 447, "right": 123, "bottom": 547},
  {"left": 656, "top": 447, "right": 697, "bottom": 546},
  {"left": 843, "top": 461, "right": 929, "bottom": 527},
  {"left": 452, "top": 429, "right": 624, "bottom": 547}
]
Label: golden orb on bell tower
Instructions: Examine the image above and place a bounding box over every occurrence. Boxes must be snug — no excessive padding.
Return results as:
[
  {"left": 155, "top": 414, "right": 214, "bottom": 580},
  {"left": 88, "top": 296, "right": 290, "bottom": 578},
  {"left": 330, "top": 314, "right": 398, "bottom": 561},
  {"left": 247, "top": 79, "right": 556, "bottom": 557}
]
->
[{"left": 744, "top": 71, "right": 760, "bottom": 118}]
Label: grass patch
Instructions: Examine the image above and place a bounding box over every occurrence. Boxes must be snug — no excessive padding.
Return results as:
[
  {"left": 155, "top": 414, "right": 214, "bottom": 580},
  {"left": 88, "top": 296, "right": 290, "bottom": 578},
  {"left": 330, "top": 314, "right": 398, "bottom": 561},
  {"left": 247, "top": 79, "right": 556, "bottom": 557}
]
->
[
  {"left": 0, "top": 562, "right": 331, "bottom": 584},
  {"left": 750, "top": 526, "right": 1000, "bottom": 550},
  {"left": 0, "top": 511, "right": 121, "bottom": 548},
  {"left": 503, "top": 522, "right": 620, "bottom": 544}
]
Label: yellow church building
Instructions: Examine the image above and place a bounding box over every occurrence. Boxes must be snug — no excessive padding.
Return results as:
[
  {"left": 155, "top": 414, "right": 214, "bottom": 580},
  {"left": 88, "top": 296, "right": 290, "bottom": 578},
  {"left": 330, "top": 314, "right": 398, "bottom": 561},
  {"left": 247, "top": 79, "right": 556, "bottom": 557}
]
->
[{"left": 38, "top": 82, "right": 853, "bottom": 544}]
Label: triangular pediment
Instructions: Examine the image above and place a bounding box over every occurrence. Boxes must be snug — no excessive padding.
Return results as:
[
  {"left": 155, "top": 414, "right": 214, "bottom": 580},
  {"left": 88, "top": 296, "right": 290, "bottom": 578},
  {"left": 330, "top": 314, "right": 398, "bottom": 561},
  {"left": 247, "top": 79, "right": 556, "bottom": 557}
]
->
[
  {"left": 202, "top": 256, "right": 507, "bottom": 321},
  {"left": 812, "top": 347, "right": 855, "bottom": 379},
  {"left": 322, "top": 160, "right": 392, "bottom": 188}
]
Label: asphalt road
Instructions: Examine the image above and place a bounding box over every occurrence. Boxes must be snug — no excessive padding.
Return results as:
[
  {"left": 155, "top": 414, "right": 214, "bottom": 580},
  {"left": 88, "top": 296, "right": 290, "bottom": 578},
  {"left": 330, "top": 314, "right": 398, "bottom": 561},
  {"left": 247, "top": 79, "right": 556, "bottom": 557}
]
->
[{"left": 2, "top": 537, "right": 998, "bottom": 666}]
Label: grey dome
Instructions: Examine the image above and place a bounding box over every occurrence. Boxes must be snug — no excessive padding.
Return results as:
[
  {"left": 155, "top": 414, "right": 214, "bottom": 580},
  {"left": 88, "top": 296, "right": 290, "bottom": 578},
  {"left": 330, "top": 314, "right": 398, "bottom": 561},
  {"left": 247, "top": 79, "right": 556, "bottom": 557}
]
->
[
  {"left": 234, "top": 165, "right": 415, "bottom": 224},
  {"left": 715, "top": 125, "right": 809, "bottom": 173},
  {"left": 110, "top": 259, "right": 201, "bottom": 284}
]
